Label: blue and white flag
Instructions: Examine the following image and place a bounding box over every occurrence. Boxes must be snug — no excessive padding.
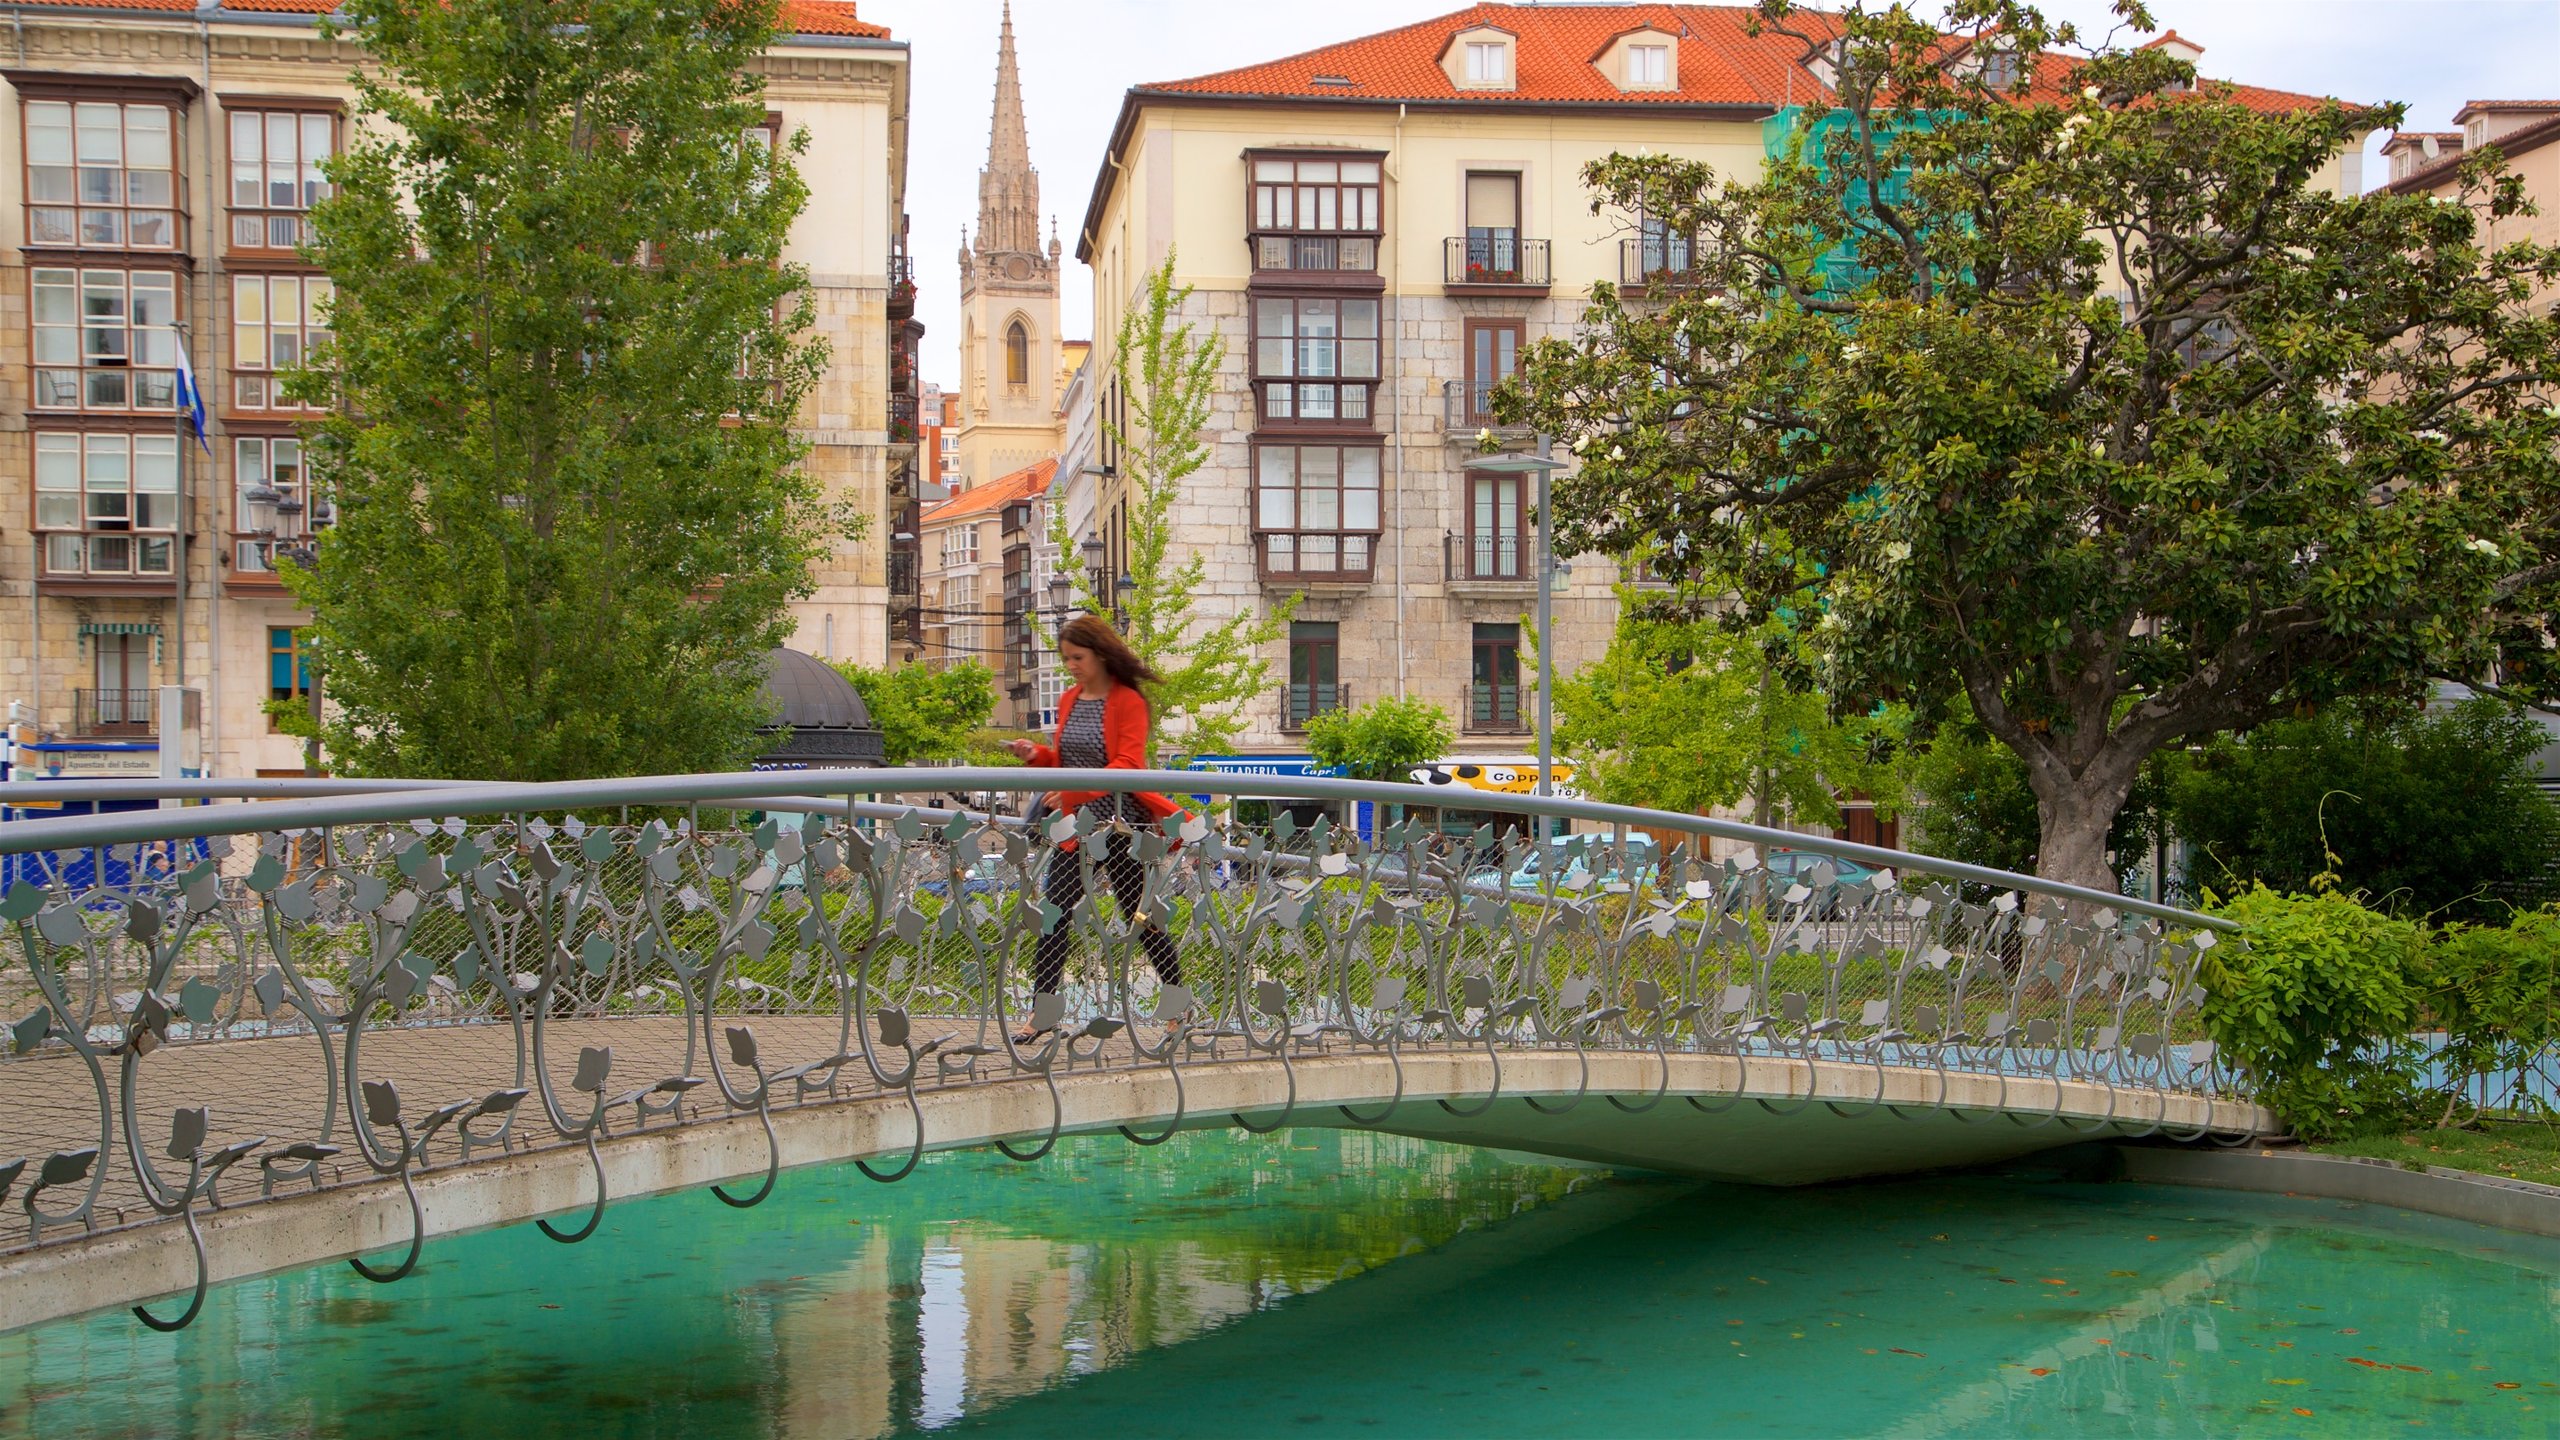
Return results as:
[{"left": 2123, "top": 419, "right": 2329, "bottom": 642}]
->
[{"left": 173, "top": 340, "right": 211, "bottom": 456}]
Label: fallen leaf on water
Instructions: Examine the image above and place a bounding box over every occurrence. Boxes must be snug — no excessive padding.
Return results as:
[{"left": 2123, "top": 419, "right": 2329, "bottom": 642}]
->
[
  {"left": 2029, "top": 1368, "right": 2054, "bottom": 1377},
  {"left": 2347, "top": 1358, "right": 2384, "bottom": 1369},
  {"left": 2109, "top": 1270, "right": 2140, "bottom": 1277},
  {"left": 1890, "top": 1348, "right": 1927, "bottom": 1358},
  {"left": 1864, "top": 1348, "right": 1879, "bottom": 1355},
  {"left": 2094, "top": 1339, "right": 2112, "bottom": 1347},
  {"left": 2272, "top": 1378, "right": 2306, "bottom": 1386},
  {"left": 2040, "top": 1278, "right": 2069, "bottom": 1286},
  {"left": 2496, "top": 1382, "right": 2523, "bottom": 1390},
  {"left": 1997, "top": 1278, "right": 2019, "bottom": 1285},
  {"left": 2294, "top": 1408, "right": 2316, "bottom": 1417},
  {"left": 2397, "top": 1365, "right": 2430, "bottom": 1374},
  {"left": 2340, "top": 1328, "right": 2360, "bottom": 1335},
  {"left": 539, "top": 1303, "right": 561, "bottom": 1311}
]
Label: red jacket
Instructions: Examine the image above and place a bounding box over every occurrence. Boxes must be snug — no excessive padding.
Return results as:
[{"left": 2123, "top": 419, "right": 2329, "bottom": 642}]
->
[{"left": 1025, "top": 683, "right": 1187, "bottom": 826}]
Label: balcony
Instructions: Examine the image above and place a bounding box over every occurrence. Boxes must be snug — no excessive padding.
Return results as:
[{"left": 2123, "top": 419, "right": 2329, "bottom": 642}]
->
[
  {"left": 887, "top": 245, "right": 915, "bottom": 321},
  {"left": 1444, "top": 530, "right": 1535, "bottom": 589},
  {"left": 1280, "top": 682, "right": 1351, "bottom": 733},
  {"left": 1442, "top": 378, "right": 1535, "bottom": 441},
  {"left": 1443, "top": 234, "right": 1550, "bottom": 295},
  {"left": 1254, "top": 531, "right": 1378, "bottom": 586},
  {"left": 1467, "top": 681, "right": 1528, "bottom": 734},
  {"left": 74, "top": 688, "right": 156, "bottom": 738},
  {"left": 39, "top": 531, "right": 176, "bottom": 591},
  {"left": 888, "top": 391, "right": 919, "bottom": 446},
  {"left": 1617, "top": 234, "right": 1697, "bottom": 291}
]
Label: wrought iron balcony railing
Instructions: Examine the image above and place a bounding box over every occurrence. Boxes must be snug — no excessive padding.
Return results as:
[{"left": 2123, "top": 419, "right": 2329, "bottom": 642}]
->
[
  {"left": 1280, "top": 681, "right": 1350, "bottom": 733},
  {"left": 72, "top": 688, "right": 156, "bottom": 736},
  {"left": 1445, "top": 234, "right": 1550, "bottom": 289}
]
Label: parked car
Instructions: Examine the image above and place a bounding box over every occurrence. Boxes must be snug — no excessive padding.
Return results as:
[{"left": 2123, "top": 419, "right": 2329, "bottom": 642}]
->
[
  {"left": 917, "top": 854, "right": 1009, "bottom": 900},
  {"left": 1728, "top": 849, "right": 1884, "bottom": 918},
  {"left": 1469, "top": 836, "right": 1662, "bottom": 894}
]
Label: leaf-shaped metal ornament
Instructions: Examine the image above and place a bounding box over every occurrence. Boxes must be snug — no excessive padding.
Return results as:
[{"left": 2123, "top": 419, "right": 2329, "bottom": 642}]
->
[
  {"left": 581, "top": 935, "right": 614, "bottom": 977},
  {"left": 892, "top": 906, "right": 926, "bottom": 944},
  {"left": 893, "top": 812, "right": 924, "bottom": 843},
  {"left": 274, "top": 881, "right": 317, "bottom": 922},
  {"left": 178, "top": 978, "right": 222, "bottom": 1026},
  {"left": 582, "top": 829, "right": 617, "bottom": 865},
  {"left": 34, "top": 906, "right": 87, "bottom": 948},
  {"left": 739, "top": 921, "right": 774, "bottom": 963},
  {"left": 168, "top": 1107, "right": 209, "bottom": 1161},
  {"left": 452, "top": 945, "right": 483, "bottom": 988},
  {"left": 12, "top": 1009, "right": 52, "bottom": 1054},
  {"left": 0, "top": 884, "right": 47, "bottom": 923}
]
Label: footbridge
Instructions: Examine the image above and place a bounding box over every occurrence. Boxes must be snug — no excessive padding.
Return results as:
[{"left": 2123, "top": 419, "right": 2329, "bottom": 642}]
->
[{"left": 0, "top": 770, "right": 2270, "bottom": 1336}]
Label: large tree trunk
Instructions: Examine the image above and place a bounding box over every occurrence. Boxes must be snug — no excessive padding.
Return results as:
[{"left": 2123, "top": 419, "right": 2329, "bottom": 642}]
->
[{"left": 2022, "top": 748, "right": 2142, "bottom": 896}]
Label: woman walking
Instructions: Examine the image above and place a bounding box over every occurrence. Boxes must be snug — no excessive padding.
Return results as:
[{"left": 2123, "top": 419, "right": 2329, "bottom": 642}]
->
[{"left": 1006, "top": 615, "right": 1185, "bottom": 1038}]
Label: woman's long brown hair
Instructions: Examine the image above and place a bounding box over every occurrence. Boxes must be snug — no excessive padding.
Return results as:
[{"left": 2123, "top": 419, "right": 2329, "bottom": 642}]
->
[{"left": 1059, "top": 613, "right": 1160, "bottom": 696}]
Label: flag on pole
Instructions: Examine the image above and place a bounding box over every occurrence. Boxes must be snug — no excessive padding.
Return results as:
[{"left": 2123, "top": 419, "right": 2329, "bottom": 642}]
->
[{"left": 173, "top": 338, "right": 211, "bottom": 456}]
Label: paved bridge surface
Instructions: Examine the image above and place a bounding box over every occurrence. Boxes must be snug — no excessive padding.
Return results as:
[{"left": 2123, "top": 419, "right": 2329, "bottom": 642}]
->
[{"left": 0, "top": 769, "right": 2268, "bottom": 1336}]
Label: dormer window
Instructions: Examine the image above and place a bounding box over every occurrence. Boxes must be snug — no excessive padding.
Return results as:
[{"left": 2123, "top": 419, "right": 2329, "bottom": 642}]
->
[
  {"left": 1445, "top": 27, "right": 1517, "bottom": 91},
  {"left": 1601, "top": 29, "right": 1678, "bottom": 92},
  {"left": 1980, "top": 48, "right": 2020, "bottom": 89},
  {"left": 1626, "top": 44, "right": 1668, "bottom": 86}
]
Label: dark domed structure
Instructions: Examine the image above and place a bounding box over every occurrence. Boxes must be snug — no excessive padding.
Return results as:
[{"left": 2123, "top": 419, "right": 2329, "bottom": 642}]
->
[{"left": 754, "top": 648, "right": 884, "bottom": 769}]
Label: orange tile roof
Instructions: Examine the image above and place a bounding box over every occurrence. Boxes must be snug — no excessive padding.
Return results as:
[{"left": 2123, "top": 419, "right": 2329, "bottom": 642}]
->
[
  {"left": 922, "top": 458, "right": 1056, "bottom": 527},
  {"left": 0, "top": 0, "right": 887, "bottom": 38},
  {"left": 1143, "top": 4, "right": 1838, "bottom": 109},
  {"left": 2391, "top": 111, "right": 2560, "bottom": 195}
]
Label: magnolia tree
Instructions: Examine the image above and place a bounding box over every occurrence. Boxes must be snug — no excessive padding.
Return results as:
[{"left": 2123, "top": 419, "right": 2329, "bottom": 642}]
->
[{"left": 1498, "top": 0, "right": 2560, "bottom": 890}]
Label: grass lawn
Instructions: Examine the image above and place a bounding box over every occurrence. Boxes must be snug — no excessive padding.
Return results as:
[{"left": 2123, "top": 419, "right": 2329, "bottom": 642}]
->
[{"left": 2313, "top": 1119, "right": 2560, "bottom": 1188}]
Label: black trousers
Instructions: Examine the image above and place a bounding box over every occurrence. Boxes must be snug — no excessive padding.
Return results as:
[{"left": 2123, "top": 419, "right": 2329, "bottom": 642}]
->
[{"left": 1033, "top": 833, "right": 1183, "bottom": 995}]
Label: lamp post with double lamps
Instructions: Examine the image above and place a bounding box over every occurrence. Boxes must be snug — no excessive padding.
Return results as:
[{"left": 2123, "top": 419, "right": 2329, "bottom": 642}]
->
[{"left": 1465, "top": 441, "right": 1571, "bottom": 843}]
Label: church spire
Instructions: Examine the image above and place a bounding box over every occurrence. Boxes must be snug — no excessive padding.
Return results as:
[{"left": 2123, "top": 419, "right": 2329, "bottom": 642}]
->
[{"left": 976, "top": 2, "right": 1042, "bottom": 258}]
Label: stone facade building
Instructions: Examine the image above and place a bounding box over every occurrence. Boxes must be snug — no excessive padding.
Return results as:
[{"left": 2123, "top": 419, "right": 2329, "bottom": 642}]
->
[
  {"left": 1071, "top": 4, "right": 2349, "bottom": 812},
  {"left": 0, "top": 0, "right": 914, "bottom": 780}
]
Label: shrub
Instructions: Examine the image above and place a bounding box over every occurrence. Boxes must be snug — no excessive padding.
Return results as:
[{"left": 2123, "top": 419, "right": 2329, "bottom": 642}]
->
[
  {"left": 2419, "top": 908, "right": 2560, "bottom": 1121},
  {"left": 2167, "top": 697, "right": 2560, "bottom": 924},
  {"left": 2200, "top": 886, "right": 2431, "bottom": 1141}
]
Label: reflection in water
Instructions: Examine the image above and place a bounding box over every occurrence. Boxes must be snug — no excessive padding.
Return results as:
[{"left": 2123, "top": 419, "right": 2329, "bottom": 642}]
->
[{"left": 2, "top": 1130, "right": 2557, "bottom": 1440}]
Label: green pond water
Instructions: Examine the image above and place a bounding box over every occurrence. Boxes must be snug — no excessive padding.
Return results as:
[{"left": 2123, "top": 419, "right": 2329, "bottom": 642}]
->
[{"left": 3, "top": 1129, "right": 2558, "bottom": 1438}]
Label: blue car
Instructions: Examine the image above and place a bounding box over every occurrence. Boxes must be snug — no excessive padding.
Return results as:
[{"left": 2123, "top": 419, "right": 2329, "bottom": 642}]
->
[{"left": 917, "top": 855, "right": 1009, "bottom": 900}]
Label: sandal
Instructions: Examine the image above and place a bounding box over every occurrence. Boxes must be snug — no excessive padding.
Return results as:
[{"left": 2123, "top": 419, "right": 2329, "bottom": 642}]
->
[{"left": 1011, "top": 1026, "right": 1053, "bottom": 1047}]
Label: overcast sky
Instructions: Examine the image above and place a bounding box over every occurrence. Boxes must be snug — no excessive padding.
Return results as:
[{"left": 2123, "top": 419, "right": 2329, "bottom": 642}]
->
[{"left": 863, "top": 0, "right": 2560, "bottom": 387}]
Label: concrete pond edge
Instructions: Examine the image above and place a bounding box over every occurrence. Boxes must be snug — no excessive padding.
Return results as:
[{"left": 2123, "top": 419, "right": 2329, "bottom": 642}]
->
[{"left": 2104, "top": 1142, "right": 2560, "bottom": 1240}]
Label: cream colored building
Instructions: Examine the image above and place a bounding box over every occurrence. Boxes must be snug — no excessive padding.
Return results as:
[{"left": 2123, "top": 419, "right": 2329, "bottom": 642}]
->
[
  {"left": 0, "top": 0, "right": 914, "bottom": 780},
  {"left": 951, "top": 3, "right": 1066, "bottom": 507},
  {"left": 1073, "top": 6, "right": 2352, "bottom": 778}
]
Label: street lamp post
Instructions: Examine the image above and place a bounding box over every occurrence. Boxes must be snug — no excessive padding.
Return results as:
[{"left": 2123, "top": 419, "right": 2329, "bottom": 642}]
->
[{"left": 1467, "top": 444, "right": 1571, "bottom": 843}]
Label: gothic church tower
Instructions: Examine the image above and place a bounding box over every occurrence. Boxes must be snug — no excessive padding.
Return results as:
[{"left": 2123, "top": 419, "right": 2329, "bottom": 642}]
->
[{"left": 954, "top": 3, "right": 1063, "bottom": 492}]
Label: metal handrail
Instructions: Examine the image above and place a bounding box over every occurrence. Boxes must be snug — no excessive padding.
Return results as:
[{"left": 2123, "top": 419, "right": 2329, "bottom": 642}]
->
[{"left": 0, "top": 768, "right": 2232, "bottom": 930}]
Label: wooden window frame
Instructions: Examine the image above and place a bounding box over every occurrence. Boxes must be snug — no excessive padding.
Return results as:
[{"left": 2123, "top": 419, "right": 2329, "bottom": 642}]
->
[
  {"left": 1469, "top": 623, "right": 1526, "bottom": 732},
  {"left": 229, "top": 431, "right": 310, "bottom": 580},
  {"left": 1461, "top": 317, "right": 1522, "bottom": 426},
  {"left": 18, "top": 92, "right": 189, "bottom": 254},
  {"left": 1284, "top": 621, "right": 1342, "bottom": 731},
  {"left": 228, "top": 270, "right": 334, "bottom": 416},
  {"left": 1252, "top": 293, "right": 1382, "bottom": 428},
  {"left": 32, "top": 429, "right": 180, "bottom": 581},
  {"left": 31, "top": 264, "right": 184, "bottom": 415},
  {"left": 222, "top": 101, "right": 341, "bottom": 259},
  {"left": 1251, "top": 441, "right": 1384, "bottom": 583},
  {"left": 1462, "top": 465, "right": 1532, "bottom": 582},
  {"left": 1245, "top": 150, "right": 1384, "bottom": 275}
]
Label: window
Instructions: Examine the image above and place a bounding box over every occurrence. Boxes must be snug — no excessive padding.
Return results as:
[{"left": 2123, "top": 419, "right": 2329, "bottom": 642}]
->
[
  {"left": 1465, "top": 41, "right": 1508, "bottom": 84},
  {"left": 1979, "top": 49, "right": 2020, "bottom": 89},
  {"left": 1036, "top": 670, "right": 1066, "bottom": 729},
  {"left": 231, "top": 273, "right": 334, "bottom": 412},
  {"left": 1249, "top": 156, "right": 1381, "bottom": 271},
  {"left": 232, "top": 436, "right": 308, "bottom": 574},
  {"left": 1253, "top": 296, "right": 1380, "bottom": 423},
  {"left": 1255, "top": 444, "right": 1382, "bottom": 580},
  {"left": 25, "top": 100, "right": 180, "bottom": 250},
  {"left": 941, "top": 523, "right": 981, "bottom": 567},
  {"left": 1470, "top": 624, "right": 1524, "bottom": 730},
  {"left": 228, "top": 108, "right": 335, "bottom": 252},
  {"left": 35, "top": 431, "right": 178, "bottom": 577},
  {"left": 1465, "top": 467, "right": 1529, "bottom": 580},
  {"left": 91, "top": 634, "right": 153, "bottom": 731},
  {"left": 1628, "top": 213, "right": 1694, "bottom": 284},
  {"left": 269, "top": 627, "right": 312, "bottom": 704},
  {"left": 1464, "top": 319, "right": 1520, "bottom": 424},
  {"left": 1462, "top": 172, "right": 1522, "bottom": 281},
  {"left": 34, "top": 267, "right": 182, "bottom": 413},
  {"left": 1626, "top": 44, "right": 1669, "bottom": 86},
  {"left": 1005, "top": 321, "right": 1029, "bottom": 386},
  {"left": 1285, "top": 622, "right": 1341, "bottom": 729}
]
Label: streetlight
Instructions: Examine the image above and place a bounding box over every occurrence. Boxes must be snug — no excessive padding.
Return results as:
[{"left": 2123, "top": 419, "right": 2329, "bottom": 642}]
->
[
  {"left": 1113, "top": 570, "right": 1137, "bottom": 626},
  {"left": 1465, "top": 442, "right": 1571, "bottom": 842}
]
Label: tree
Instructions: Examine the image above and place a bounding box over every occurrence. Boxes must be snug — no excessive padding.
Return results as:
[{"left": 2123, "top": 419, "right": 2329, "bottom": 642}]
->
[
  {"left": 1304, "top": 695, "right": 1455, "bottom": 783},
  {"left": 1553, "top": 582, "right": 1906, "bottom": 829},
  {"left": 835, "top": 660, "right": 1003, "bottom": 767},
  {"left": 2166, "top": 696, "right": 2560, "bottom": 922},
  {"left": 1499, "top": 0, "right": 2560, "bottom": 890},
  {"left": 1048, "top": 252, "right": 1292, "bottom": 758},
  {"left": 289, "top": 0, "right": 826, "bottom": 780}
]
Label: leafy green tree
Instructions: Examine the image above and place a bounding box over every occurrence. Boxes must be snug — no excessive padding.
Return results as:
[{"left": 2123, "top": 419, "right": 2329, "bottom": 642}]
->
[
  {"left": 2167, "top": 697, "right": 2560, "bottom": 922},
  {"left": 1903, "top": 699, "right": 2162, "bottom": 878},
  {"left": 289, "top": 0, "right": 825, "bottom": 779},
  {"left": 1554, "top": 592, "right": 1905, "bottom": 829},
  {"left": 1499, "top": 0, "right": 2560, "bottom": 890},
  {"left": 1048, "top": 252, "right": 1292, "bottom": 758},
  {"left": 836, "top": 661, "right": 1002, "bottom": 766},
  {"left": 1304, "top": 695, "right": 1455, "bottom": 783}
]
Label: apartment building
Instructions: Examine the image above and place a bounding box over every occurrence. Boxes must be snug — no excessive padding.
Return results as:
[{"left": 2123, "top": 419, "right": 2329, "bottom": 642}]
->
[
  {"left": 0, "top": 0, "right": 915, "bottom": 781},
  {"left": 1072, "top": 4, "right": 2346, "bottom": 811}
]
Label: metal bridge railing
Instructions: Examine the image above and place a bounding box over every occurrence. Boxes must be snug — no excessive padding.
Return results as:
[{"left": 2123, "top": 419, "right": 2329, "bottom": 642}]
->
[{"left": 0, "top": 769, "right": 2248, "bottom": 1331}]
